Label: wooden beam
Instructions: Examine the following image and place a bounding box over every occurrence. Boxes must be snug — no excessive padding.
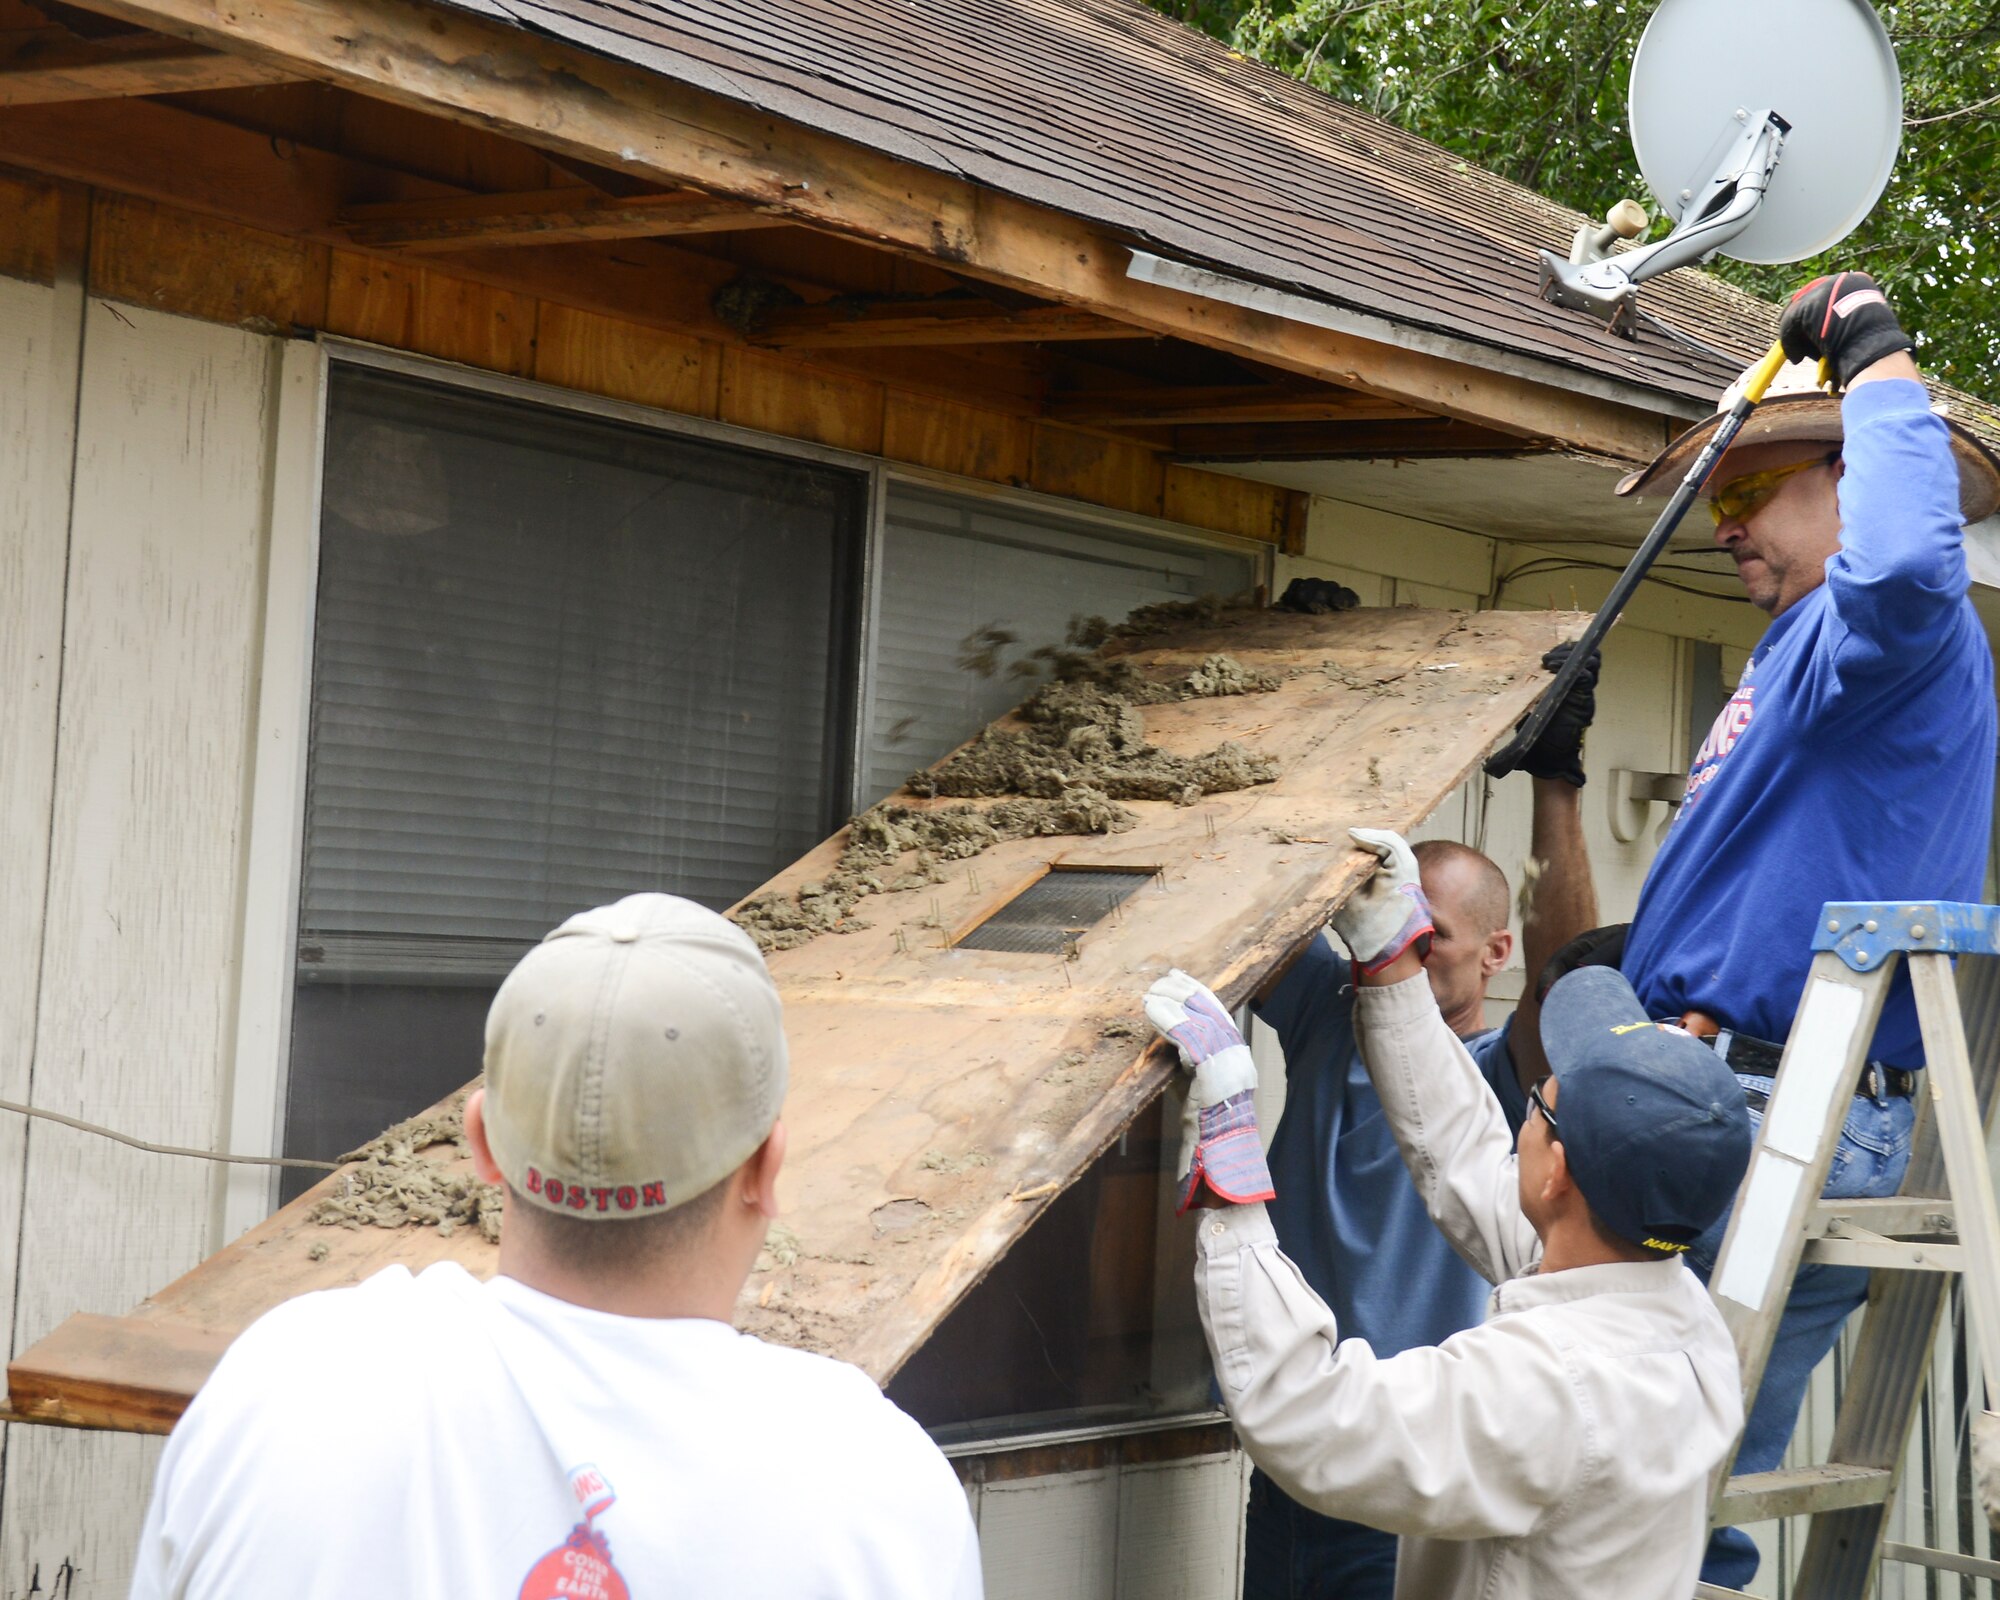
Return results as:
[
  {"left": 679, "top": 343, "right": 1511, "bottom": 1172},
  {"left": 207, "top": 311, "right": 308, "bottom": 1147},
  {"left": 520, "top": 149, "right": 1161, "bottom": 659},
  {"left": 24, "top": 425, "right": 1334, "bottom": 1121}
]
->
[
  {"left": 0, "top": 96, "right": 1043, "bottom": 411},
  {"left": 1050, "top": 383, "right": 1424, "bottom": 427},
  {"left": 48, "top": 0, "right": 1675, "bottom": 461},
  {"left": 1173, "top": 417, "right": 1537, "bottom": 459},
  {"left": 752, "top": 296, "right": 1147, "bottom": 349},
  {"left": 0, "top": 24, "right": 294, "bottom": 102},
  {"left": 337, "top": 185, "right": 790, "bottom": 251}
]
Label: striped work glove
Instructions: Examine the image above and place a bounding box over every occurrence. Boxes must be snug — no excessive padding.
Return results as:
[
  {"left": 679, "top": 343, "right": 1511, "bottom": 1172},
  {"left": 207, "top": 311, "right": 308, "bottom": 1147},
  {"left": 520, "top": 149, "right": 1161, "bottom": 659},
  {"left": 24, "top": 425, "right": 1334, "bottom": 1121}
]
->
[
  {"left": 1332, "top": 828, "right": 1434, "bottom": 975},
  {"left": 1145, "top": 969, "right": 1275, "bottom": 1214}
]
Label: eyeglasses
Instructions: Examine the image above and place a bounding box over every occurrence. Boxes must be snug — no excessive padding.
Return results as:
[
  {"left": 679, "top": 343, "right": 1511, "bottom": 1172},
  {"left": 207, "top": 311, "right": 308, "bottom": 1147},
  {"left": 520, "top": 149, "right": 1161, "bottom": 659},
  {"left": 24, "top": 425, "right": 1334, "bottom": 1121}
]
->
[
  {"left": 1707, "top": 451, "right": 1839, "bottom": 527},
  {"left": 1528, "top": 1075, "right": 1559, "bottom": 1134}
]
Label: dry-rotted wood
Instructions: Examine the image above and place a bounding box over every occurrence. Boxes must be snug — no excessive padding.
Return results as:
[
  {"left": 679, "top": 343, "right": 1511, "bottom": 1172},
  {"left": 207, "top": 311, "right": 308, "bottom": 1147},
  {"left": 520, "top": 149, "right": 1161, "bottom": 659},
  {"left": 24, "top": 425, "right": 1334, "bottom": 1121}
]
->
[
  {"left": 754, "top": 297, "right": 1149, "bottom": 350},
  {"left": 0, "top": 23, "right": 294, "bottom": 102},
  {"left": 337, "top": 185, "right": 789, "bottom": 251},
  {"left": 8, "top": 606, "right": 1581, "bottom": 1432},
  {"left": 46, "top": 0, "right": 1676, "bottom": 460}
]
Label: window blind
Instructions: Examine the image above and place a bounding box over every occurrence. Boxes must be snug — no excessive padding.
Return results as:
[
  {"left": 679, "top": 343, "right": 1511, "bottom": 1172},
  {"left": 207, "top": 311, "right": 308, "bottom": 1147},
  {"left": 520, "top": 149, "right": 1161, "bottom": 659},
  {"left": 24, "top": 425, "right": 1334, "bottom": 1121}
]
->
[
  {"left": 861, "top": 487, "right": 1258, "bottom": 806},
  {"left": 298, "top": 368, "right": 861, "bottom": 981}
]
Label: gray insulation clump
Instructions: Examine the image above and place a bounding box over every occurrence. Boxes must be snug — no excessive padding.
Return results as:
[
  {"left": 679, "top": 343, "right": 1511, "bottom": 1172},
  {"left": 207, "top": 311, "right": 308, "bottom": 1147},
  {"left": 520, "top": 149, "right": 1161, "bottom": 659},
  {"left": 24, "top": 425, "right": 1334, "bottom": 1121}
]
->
[{"left": 730, "top": 648, "right": 1279, "bottom": 953}]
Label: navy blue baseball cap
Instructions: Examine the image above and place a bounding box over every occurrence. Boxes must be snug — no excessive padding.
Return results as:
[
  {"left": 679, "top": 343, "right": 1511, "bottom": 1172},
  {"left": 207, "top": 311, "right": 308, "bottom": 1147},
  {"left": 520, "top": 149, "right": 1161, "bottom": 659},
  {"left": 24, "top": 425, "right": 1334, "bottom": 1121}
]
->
[{"left": 1539, "top": 966, "right": 1753, "bottom": 1253}]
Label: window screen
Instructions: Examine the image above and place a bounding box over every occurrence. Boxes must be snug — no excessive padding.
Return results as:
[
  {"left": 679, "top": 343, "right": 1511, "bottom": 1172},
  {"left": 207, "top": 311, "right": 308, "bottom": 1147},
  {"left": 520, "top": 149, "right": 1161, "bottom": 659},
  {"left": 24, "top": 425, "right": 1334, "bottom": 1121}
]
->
[
  {"left": 861, "top": 487, "right": 1259, "bottom": 806},
  {"left": 299, "top": 367, "right": 862, "bottom": 981},
  {"left": 284, "top": 368, "right": 861, "bottom": 1179}
]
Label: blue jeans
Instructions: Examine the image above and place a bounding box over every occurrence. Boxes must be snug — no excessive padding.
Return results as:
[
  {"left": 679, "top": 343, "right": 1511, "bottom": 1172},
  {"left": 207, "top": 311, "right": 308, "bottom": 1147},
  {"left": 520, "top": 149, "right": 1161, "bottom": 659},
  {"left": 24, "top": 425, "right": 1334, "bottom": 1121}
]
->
[
  {"left": 1244, "top": 1468, "right": 1397, "bottom": 1600},
  {"left": 1686, "top": 1075, "right": 1917, "bottom": 1590}
]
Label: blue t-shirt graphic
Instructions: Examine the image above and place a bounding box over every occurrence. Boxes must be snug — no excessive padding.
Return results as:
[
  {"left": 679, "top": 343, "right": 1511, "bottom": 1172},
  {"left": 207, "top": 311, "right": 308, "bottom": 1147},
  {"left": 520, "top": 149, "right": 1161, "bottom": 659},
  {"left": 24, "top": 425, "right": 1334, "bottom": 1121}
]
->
[
  {"left": 1622, "top": 380, "right": 1996, "bottom": 1066},
  {"left": 1254, "top": 932, "right": 1527, "bottom": 1356}
]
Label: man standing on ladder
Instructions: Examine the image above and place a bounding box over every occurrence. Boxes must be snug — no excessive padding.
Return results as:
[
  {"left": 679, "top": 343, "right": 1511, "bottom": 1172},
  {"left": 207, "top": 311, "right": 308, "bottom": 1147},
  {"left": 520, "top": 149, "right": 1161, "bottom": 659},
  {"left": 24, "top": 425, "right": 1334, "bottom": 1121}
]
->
[{"left": 1612, "top": 270, "right": 2000, "bottom": 1588}]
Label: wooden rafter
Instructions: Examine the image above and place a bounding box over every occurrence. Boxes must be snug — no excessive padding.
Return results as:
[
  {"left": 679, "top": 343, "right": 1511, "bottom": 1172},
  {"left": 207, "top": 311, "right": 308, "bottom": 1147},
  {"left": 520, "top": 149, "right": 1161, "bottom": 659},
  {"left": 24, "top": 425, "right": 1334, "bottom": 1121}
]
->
[
  {"left": 40, "top": 0, "right": 1673, "bottom": 461},
  {"left": 0, "top": 96, "right": 1038, "bottom": 410},
  {"left": 336, "top": 185, "right": 791, "bottom": 251},
  {"left": 752, "top": 296, "right": 1148, "bottom": 349},
  {"left": 1050, "top": 383, "right": 1424, "bottom": 427},
  {"left": 0, "top": 23, "right": 295, "bottom": 101},
  {"left": 1173, "top": 417, "right": 1538, "bottom": 460}
]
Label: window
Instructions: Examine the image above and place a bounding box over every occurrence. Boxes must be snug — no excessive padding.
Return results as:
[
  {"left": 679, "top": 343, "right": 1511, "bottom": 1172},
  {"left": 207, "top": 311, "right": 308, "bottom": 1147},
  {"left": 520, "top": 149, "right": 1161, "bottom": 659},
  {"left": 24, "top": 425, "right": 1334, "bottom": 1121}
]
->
[
  {"left": 283, "top": 367, "right": 863, "bottom": 1186},
  {"left": 862, "top": 486, "right": 1259, "bottom": 806}
]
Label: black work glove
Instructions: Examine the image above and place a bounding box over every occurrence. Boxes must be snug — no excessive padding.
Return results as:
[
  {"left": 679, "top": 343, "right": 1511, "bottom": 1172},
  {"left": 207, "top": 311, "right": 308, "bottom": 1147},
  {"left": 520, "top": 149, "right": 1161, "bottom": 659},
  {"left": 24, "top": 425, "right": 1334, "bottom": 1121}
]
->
[
  {"left": 1535, "top": 923, "right": 1630, "bottom": 1004},
  {"left": 1778, "top": 271, "right": 1913, "bottom": 392},
  {"left": 1516, "top": 642, "right": 1599, "bottom": 787},
  {"left": 1275, "top": 576, "right": 1360, "bottom": 615}
]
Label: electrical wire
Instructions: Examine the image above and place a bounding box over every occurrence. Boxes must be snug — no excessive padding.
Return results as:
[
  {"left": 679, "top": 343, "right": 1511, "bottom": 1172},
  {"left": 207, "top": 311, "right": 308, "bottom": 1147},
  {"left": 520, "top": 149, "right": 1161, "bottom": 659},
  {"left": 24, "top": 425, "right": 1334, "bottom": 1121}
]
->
[
  {"left": 0, "top": 1097, "right": 339, "bottom": 1170},
  {"left": 1494, "top": 554, "right": 1742, "bottom": 605}
]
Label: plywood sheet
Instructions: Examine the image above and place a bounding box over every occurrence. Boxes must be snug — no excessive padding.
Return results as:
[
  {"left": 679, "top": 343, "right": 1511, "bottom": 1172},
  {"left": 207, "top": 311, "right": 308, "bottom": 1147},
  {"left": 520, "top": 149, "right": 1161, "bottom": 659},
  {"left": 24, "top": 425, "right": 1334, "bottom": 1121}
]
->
[{"left": 8, "top": 605, "right": 1580, "bottom": 1433}]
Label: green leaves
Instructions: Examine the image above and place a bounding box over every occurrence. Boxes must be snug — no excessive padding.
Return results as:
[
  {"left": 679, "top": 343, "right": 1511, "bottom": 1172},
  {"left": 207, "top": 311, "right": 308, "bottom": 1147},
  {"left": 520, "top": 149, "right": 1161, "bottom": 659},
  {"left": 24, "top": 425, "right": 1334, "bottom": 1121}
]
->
[{"left": 1152, "top": 0, "right": 2000, "bottom": 398}]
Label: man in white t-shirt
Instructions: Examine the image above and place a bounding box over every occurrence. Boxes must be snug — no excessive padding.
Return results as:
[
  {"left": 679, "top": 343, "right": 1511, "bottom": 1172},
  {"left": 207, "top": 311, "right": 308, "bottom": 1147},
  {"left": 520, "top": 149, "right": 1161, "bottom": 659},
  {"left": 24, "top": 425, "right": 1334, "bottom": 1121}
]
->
[{"left": 132, "top": 893, "right": 983, "bottom": 1600}]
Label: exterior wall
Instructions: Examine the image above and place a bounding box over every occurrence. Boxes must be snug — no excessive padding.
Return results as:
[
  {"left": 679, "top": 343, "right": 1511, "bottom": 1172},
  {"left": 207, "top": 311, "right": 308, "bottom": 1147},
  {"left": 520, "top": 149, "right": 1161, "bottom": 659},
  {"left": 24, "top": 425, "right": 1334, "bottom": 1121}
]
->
[
  {"left": 0, "top": 170, "right": 1302, "bottom": 554},
  {"left": 0, "top": 286, "right": 280, "bottom": 1593}
]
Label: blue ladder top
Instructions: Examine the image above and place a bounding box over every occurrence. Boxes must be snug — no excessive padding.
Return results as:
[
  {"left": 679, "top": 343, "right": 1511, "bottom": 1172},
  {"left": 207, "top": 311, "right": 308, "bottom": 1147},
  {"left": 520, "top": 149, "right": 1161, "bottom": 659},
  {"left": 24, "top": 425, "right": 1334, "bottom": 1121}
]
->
[{"left": 1812, "top": 902, "right": 2000, "bottom": 972}]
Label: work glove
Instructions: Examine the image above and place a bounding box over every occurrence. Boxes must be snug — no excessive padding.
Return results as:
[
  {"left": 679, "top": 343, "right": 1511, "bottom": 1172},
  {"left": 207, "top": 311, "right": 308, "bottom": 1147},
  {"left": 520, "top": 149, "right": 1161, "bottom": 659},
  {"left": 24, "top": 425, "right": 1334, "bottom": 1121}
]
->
[
  {"left": 1778, "top": 270, "right": 1913, "bottom": 392},
  {"left": 1515, "top": 642, "right": 1598, "bottom": 788},
  {"left": 1332, "top": 828, "right": 1434, "bottom": 975},
  {"left": 1275, "top": 576, "right": 1361, "bottom": 615},
  {"left": 1145, "top": 970, "right": 1275, "bottom": 1214}
]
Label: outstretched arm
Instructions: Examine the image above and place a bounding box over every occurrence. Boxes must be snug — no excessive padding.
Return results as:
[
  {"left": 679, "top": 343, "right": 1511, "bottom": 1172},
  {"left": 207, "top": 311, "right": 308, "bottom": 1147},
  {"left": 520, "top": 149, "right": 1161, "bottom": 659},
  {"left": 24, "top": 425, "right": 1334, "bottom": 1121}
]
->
[{"left": 1508, "top": 776, "right": 1600, "bottom": 1093}]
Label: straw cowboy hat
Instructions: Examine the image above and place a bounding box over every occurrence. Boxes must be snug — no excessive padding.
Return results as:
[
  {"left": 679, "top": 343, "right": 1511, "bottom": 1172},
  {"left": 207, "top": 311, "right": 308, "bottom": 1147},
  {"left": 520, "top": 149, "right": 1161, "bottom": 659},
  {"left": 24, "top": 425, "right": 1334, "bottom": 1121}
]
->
[{"left": 1616, "top": 357, "right": 2000, "bottom": 524}]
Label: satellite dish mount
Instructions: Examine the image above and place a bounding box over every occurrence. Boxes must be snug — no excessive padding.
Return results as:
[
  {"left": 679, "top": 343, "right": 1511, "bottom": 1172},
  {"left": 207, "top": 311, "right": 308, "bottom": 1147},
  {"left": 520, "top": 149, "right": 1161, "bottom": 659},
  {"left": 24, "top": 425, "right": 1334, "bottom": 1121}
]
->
[
  {"left": 1531, "top": 0, "right": 1900, "bottom": 337},
  {"left": 1540, "top": 108, "right": 1790, "bottom": 334}
]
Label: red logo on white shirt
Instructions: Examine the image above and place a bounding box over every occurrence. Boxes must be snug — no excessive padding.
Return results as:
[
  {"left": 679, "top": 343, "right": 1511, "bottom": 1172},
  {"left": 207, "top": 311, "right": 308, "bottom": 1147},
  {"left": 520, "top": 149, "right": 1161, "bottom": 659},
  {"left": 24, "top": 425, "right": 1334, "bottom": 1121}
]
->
[{"left": 519, "top": 1466, "right": 630, "bottom": 1600}]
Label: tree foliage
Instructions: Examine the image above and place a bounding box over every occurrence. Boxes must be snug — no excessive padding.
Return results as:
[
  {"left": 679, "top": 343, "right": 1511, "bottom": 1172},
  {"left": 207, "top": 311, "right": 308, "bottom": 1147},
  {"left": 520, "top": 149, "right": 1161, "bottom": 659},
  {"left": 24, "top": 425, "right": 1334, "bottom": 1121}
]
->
[{"left": 1155, "top": 1, "right": 2000, "bottom": 397}]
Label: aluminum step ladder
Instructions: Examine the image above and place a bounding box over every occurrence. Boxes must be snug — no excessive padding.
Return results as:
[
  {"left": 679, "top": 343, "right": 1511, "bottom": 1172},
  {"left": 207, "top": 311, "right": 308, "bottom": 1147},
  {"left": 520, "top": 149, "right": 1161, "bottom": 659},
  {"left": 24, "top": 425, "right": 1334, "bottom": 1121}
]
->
[{"left": 1696, "top": 901, "right": 2000, "bottom": 1599}]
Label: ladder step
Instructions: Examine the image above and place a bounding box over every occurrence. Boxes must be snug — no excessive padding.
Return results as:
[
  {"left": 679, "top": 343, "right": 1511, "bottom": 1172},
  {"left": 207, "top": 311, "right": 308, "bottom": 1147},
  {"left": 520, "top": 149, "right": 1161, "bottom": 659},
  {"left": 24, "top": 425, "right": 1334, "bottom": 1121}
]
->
[
  {"left": 1716, "top": 1463, "right": 1893, "bottom": 1521},
  {"left": 1810, "top": 1197, "right": 1955, "bottom": 1237},
  {"left": 1882, "top": 1541, "right": 2000, "bottom": 1580}
]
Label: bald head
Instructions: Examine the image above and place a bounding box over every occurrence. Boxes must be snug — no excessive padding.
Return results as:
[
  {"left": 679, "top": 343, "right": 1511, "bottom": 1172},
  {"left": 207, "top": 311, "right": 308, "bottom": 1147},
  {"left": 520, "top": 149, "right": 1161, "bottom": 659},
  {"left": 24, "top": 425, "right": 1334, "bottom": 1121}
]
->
[
  {"left": 1412, "top": 839, "right": 1513, "bottom": 1034},
  {"left": 1414, "top": 839, "right": 1510, "bottom": 937}
]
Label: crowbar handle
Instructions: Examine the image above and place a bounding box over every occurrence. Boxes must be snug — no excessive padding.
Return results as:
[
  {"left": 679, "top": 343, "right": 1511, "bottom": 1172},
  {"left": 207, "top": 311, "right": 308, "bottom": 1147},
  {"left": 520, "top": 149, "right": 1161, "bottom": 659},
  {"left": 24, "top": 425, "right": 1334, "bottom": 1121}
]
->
[{"left": 1484, "top": 338, "right": 1790, "bottom": 779}]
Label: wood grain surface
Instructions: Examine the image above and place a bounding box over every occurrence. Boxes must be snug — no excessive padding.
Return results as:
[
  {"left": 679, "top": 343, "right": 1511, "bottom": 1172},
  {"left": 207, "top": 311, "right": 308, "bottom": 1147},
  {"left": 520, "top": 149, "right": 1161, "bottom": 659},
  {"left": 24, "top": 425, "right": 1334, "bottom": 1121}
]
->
[{"left": 8, "top": 604, "right": 1582, "bottom": 1433}]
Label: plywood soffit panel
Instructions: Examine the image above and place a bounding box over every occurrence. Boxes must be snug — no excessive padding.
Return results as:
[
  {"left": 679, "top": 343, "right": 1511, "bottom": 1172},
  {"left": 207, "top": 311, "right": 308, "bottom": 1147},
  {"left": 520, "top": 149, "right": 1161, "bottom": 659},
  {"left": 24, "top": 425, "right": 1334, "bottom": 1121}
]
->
[{"left": 7, "top": 605, "right": 1582, "bottom": 1433}]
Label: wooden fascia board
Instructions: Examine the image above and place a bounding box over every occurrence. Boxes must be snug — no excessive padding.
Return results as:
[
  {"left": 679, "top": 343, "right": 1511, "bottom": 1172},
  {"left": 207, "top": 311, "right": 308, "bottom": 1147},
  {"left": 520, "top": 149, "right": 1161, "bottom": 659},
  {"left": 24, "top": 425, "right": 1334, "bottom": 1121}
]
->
[
  {"left": 0, "top": 24, "right": 296, "bottom": 102},
  {"left": 52, "top": 0, "right": 1676, "bottom": 462}
]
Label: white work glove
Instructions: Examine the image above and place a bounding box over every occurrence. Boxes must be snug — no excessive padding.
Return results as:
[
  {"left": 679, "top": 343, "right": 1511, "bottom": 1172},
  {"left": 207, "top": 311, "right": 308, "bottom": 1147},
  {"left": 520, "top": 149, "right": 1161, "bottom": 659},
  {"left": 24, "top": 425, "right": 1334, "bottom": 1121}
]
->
[
  {"left": 1144, "top": 969, "right": 1274, "bottom": 1215},
  {"left": 1331, "top": 827, "right": 1434, "bottom": 974}
]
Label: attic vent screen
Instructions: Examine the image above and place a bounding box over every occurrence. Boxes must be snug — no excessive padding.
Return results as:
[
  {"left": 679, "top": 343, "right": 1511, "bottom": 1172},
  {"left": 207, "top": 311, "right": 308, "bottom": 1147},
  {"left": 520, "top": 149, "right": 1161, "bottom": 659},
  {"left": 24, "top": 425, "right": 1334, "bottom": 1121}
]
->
[{"left": 957, "top": 868, "right": 1157, "bottom": 954}]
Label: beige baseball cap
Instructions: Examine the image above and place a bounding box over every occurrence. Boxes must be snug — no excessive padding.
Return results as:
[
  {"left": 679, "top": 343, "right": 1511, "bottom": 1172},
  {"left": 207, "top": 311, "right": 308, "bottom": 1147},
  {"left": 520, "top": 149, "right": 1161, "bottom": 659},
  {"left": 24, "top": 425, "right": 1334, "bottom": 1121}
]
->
[{"left": 482, "top": 893, "right": 788, "bottom": 1220}]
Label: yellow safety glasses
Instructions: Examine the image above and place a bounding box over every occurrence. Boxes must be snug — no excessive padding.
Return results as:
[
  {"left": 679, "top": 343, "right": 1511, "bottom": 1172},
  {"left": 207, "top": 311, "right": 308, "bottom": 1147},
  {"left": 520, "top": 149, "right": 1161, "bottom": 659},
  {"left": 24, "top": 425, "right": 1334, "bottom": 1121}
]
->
[{"left": 1707, "top": 451, "right": 1840, "bottom": 527}]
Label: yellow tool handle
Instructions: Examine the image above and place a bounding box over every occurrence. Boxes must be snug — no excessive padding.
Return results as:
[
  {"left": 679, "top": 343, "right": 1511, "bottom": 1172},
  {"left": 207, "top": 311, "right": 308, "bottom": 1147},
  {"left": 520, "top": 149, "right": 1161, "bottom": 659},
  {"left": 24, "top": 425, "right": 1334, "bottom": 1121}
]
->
[{"left": 1739, "top": 339, "right": 1790, "bottom": 405}]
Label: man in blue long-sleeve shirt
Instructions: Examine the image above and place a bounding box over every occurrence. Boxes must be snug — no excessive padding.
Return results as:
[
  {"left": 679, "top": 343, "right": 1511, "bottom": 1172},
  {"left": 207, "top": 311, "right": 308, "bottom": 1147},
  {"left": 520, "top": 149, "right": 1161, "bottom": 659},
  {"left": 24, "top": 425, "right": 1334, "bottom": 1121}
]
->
[{"left": 1614, "top": 272, "right": 2000, "bottom": 1588}]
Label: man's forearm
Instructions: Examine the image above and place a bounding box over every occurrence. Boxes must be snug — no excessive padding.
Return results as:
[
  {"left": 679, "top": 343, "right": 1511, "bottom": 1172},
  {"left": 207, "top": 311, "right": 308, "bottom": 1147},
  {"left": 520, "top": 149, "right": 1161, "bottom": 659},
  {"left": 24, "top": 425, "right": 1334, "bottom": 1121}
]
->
[{"left": 1510, "top": 777, "right": 1599, "bottom": 1090}]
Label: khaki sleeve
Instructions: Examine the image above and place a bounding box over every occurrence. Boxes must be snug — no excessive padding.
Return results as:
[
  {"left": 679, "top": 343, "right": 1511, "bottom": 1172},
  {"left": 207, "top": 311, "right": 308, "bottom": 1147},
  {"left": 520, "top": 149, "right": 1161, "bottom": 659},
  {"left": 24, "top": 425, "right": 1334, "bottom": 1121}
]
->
[
  {"left": 1355, "top": 971, "right": 1541, "bottom": 1283},
  {"left": 1193, "top": 1205, "right": 1586, "bottom": 1540}
]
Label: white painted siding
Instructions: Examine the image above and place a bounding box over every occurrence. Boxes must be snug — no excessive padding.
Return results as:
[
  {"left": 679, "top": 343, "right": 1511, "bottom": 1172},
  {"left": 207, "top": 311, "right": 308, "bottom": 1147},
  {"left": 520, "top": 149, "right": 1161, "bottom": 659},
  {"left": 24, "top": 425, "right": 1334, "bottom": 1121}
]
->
[
  {"left": 970, "top": 1452, "right": 1250, "bottom": 1600},
  {"left": 1, "top": 302, "right": 278, "bottom": 1596},
  {"left": 0, "top": 265, "right": 74, "bottom": 1513}
]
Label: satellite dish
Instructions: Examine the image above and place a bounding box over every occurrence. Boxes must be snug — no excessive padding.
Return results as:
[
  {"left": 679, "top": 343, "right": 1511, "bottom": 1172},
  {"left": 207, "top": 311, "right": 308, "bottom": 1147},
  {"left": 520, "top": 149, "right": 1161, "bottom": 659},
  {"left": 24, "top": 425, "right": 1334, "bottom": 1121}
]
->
[
  {"left": 1630, "top": 0, "right": 1902, "bottom": 264},
  {"left": 1539, "top": 0, "right": 1902, "bottom": 327}
]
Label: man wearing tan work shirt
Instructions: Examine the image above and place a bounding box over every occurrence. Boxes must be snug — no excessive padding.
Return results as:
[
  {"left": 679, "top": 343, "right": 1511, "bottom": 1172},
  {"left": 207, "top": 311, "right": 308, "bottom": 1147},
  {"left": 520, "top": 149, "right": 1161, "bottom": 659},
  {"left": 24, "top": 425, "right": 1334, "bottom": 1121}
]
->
[{"left": 1145, "top": 831, "right": 1753, "bottom": 1600}]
